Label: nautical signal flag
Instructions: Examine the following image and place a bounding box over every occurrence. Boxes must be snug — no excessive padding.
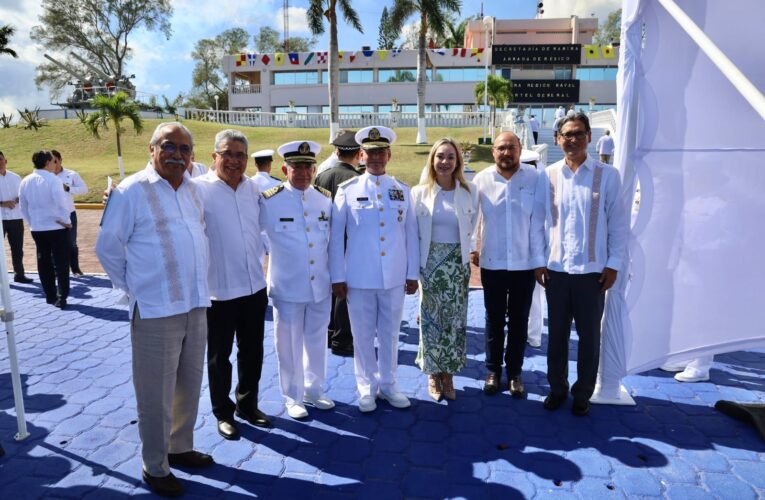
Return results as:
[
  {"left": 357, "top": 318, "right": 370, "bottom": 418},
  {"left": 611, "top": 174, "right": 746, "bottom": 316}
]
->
[
  {"left": 602, "top": 44, "right": 615, "bottom": 59},
  {"left": 235, "top": 54, "right": 247, "bottom": 67},
  {"left": 378, "top": 50, "right": 388, "bottom": 61},
  {"left": 288, "top": 53, "right": 300, "bottom": 65},
  {"left": 303, "top": 52, "right": 314, "bottom": 65},
  {"left": 584, "top": 44, "right": 600, "bottom": 59},
  {"left": 261, "top": 54, "right": 271, "bottom": 65},
  {"left": 316, "top": 51, "right": 328, "bottom": 64},
  {"left": 275, "top": 53, "right": 285, "bottom": 66}
]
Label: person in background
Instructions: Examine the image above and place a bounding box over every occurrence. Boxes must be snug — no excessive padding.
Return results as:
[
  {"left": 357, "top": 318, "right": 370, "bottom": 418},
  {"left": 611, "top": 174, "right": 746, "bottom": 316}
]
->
[
  {"left": 411, "top": 138, "right": 478, "bottom": 401},
  {"left": 251, "top": 149, "right": 281, "bottom": 192},
  {"left": 51, "top": 150, "right": 88, "bottom": 276},
  {"left": 660, "top": 356, "right": 714, "bottom": 383},
  {"left": 189, "top": 153, "right": 209, "bottom": 177},
  {"left": 528, "top": 115, "right": 540, "bottom": 145},
  {"left": 596, "top": 130, "right": 615, "bottom": 164},
  {"left": 0, "top": 151, "right": 32, "bottom": 283},
  {"left": 19, "top": 151, "right": 71, "bottom": 308}
]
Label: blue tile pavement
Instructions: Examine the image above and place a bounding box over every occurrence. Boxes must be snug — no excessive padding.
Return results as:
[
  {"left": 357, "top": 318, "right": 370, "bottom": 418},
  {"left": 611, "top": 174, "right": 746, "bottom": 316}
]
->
[{"left": 0, "top": 274, "right": 764, "bottom": 498}]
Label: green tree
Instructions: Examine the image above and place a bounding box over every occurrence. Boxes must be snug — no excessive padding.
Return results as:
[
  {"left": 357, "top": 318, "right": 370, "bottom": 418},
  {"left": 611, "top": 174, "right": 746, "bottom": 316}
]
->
[
  {"left": 189, "top": 28, "right": 249, "bottom": 110},
  {"left": 31, "top": 0, "right": 172, "bottom": 98},
  {"left": 474, "top": 74, "right": 513, "bottom": 131},
  {"left": 84, "top": 91, "right": 143, "bottom": 179},
  {"left": 390, "top": 0, "right": 462, "bottom": 144},
  {"left": 307, "top": 0, "right": 364, "bottom": 141},
  {"left": 163, "top": 94, "right": 184, "bottom": 119},
  {"left": 594, "top": 8, "right": 622, "bottom": 45},
  {"left": 442, "top": 17, "right": 469, "bottom": 48},
  {"left": 254, "top": 26, "right": 317, "bottom": 53},
  {"left": 378, "top": 7, "right": 398, "bottom": 50},
  {"left": 0, "top": 25, "right": 18, "bottom": 58}
]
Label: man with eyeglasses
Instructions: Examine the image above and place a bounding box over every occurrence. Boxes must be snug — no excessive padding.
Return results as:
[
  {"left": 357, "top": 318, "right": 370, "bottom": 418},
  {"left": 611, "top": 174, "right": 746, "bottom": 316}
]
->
[
  {"left": 96, "top": 122, "right": 214, "bottom": 497},
  {"left": 259, "top": 140, "right": 335, "bottom": 420},
  {"left": 193, "top": 129, "right": 272, "bottom": 440},
  {"left": 531, "top": 112, "right": 629, "bottom": 417}
]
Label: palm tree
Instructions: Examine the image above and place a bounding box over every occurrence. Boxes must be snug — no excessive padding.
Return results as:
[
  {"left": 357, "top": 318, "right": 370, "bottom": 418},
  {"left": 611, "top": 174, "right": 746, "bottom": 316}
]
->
[
  {"left": 390, "top": 0, "right": 461, "bottom": 144},
  {"left": 0, "top": 25, "right": 18, "bottom": 58},
  {"left": 307, "top": 0, "right": 363, "bottom": 142},
  {"left": 442, "top": 17, "right": 468, "bottom": 48},
  {"left": 474, "top": 74, "right": 513, "bottom": 134},
  {"left": 84, "top": 92, "right": 143, "bottom": 179}
]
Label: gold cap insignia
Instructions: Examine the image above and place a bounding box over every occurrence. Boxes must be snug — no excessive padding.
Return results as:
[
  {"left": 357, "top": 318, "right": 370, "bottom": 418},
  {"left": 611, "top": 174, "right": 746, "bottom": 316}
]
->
[
  {"left": 368, "top": 128, "right": 380, "bottom": 141},
  {"left": 298, "top": 142, "right": 310, "bottom": 154}
]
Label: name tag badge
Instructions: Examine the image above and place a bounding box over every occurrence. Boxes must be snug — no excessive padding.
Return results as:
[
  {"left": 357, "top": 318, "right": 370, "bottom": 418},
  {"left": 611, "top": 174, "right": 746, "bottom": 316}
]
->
[
  {"left": 356, "top": 197, "right": 369, "bottom": 202},
  {"left": 388, "top": 189, "right": 404, "bottom": 202},
  {"left": 279, "top": 217, "right": 294, "bottom": 222}
]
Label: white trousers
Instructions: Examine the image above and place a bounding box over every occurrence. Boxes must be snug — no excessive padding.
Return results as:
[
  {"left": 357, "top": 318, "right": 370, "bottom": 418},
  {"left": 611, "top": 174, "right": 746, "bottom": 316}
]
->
[
  {"left": 528, "top": 283, "right": 545, "bottom": 344},
  {"left": 131, "top": 306, "right": 207, "bottom": 477},
  {"left": 684, "top": 356, "right": 714, "bottom": 374},
  {"left": 273, "top": 296, "right": 331, "bottom": 404},
  {"left": 347, "top": 286, "right": 406, "bottom": 398}
]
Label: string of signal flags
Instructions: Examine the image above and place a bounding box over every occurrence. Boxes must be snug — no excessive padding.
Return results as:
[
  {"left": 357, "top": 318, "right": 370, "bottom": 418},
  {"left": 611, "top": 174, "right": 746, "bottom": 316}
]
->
[{"left": 234, "top": 48, "right": 486, "bottom": 68}]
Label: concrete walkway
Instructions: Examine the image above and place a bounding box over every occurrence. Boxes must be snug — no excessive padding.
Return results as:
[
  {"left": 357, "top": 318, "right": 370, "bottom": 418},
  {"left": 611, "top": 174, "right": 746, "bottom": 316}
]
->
[{"left": 0, "top": 276, "right": 764, "bottom": 498}]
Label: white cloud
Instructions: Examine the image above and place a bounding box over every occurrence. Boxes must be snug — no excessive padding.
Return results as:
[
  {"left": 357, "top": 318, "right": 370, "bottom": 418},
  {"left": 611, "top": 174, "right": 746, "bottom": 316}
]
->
[
  {"left": 273, "top": 6, "right": 311, "bottom": 36},
  {"left": 540, "top": 0, "right": 622, "bottom": 23}
]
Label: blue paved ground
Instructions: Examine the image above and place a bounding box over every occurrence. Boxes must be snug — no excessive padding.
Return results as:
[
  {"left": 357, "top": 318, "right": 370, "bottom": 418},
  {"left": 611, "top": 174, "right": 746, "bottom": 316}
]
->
[{"left": 0, "top": 275, "right": 763, "bottom": 499}]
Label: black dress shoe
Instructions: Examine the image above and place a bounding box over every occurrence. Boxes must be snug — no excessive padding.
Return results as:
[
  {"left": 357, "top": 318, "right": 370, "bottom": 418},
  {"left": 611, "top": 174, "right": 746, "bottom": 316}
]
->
[
  {"left": 236, "top": 408, "right": 273, "bottom": 428},
  {"left": 13, "top": 276, "right": 33, "bottom": 284},
  {"left": 543, "top": 392, "right": 568, "bottom": 411},
  {"left": 168, "top": 450, "right": 215, "bottom": 468},
  {"left": 483, "top": 373, "right": 501, "bottom": 395},
  {"left": 572, "top": 399, "right": 590, "bottom": 416},
  {"left": 46, "top": 296, "right": 57, "bottom": 305},
  {"left": 54, "top": 298, "right": 67, "bottom": 310},
  {"left": 142, "top": 470, "right": 183, "bottom": 497},
  {"left": 508, "top": 376, "right": 525, "bottom": 398},
  {"left": 217, "top": 419, "right": 240, "bottom": 440},
  {"left": 331, "top": 344, "right": 354, "bottom": 357},
  {"left": 72, "top": 269, "right": 85, "bottom": 276}
]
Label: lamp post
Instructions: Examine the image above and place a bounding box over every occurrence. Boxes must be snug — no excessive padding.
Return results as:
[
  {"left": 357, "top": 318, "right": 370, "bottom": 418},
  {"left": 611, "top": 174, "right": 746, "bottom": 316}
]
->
[
  {"left": 482, "top": 16, "right": 492, "bottom": 144},
  {"left": 214, "top": 94, "right": 219, "bottom": 123}
]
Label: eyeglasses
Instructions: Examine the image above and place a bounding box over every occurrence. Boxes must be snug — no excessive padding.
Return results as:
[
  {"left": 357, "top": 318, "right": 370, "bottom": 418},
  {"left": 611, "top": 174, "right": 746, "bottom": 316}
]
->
[
  {"left": 560, "top": 131, "right": 588, "bottom": 140},
  {"left": 159, "top": 142, "right": 193, "bottom": 155},
  {"left": 215, "top": 150, "right": 248, "bottom": 161}
]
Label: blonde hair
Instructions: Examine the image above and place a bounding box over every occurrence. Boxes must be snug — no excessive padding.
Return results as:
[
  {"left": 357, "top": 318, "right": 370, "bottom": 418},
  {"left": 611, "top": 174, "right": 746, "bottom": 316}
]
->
[{"left": 422, "top": 137, "right": 471, "bottom": 193}]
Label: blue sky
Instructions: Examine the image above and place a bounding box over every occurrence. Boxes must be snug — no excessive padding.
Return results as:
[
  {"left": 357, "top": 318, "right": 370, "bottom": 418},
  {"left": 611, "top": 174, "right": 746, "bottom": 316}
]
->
[{"left": 0, "top": 0, "right": 619, "bottom": 115}]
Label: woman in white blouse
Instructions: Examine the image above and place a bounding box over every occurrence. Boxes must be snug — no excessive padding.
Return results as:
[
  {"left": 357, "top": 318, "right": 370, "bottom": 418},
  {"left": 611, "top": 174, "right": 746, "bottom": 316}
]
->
[{"left": 412, "top": 138, "right": 479, "bottom": 401}]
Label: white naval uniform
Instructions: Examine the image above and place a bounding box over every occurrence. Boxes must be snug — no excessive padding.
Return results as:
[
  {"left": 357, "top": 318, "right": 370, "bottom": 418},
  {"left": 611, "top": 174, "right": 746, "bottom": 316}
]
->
[
  {"left": 329, "top": 172, "right": 419, "bottom": 398},
  {"left": 259, "top": 182, "right": 332, "bottom": 405}
]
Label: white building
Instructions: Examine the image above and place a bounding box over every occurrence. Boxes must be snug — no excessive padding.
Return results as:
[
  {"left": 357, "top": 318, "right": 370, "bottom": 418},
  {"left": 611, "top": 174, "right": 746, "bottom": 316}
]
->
[{"left": 222, "top": 15, "right": 618, "bottom": 126}]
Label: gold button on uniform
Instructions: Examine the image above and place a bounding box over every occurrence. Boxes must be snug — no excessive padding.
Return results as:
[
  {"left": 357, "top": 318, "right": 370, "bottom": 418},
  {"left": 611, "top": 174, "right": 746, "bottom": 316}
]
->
[
  {"left": 309, "top": 243, "right": 314, "bottom": 248},
  {"left": 380, "top": 236, "right": 385, "bottom": 241},
  {"left": 381, "top": 251, "right": 386, "bottom": 256},
  {"left": 377, "top": 194, "right": 382, "bottom": 199},
  {"left": 310, "top": 276, "right": 315, "bottom": 280},
  {"left": 380, "top": 222, "right": 385, "bottom": 227},
  {"left": 310, "top": 259, "right": 315, "bottom": 264},
  {"left": 379, "top": 207, "right": 384, "bottom": 212}
]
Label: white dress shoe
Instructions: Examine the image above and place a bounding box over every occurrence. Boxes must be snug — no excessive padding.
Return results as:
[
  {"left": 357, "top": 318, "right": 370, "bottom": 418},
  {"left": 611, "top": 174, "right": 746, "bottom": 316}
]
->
[
  {"left": 675, "top": 367, "right": 710, "bottom": 383},
  {"left": 286, "top": 403, "right": 309, "bottom": 419},
  {"left": 378, "top": 390, "right": 411, "bottom": 409},
  {"left": 527, "top": 337, "right": 542, "bottom": 348},
  {"left": 358, "top": 395, "right": 377, "bottom": 413},
  {"left": 659, "top": 362, "right": 687, "bottom": 372},
  {"left": 303, "top": 394, "right": 335, "bottom": 410}
]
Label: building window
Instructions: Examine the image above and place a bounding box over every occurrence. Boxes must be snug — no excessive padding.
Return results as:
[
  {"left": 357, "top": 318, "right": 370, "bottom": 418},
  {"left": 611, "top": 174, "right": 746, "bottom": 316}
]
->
[
  {"left": 274, "top": 106, "right": 308, "bottom": 113},
  {"left": 273, "top": 72, "right": 320, "bottom": 85},
  {"left": 378, "top": 69, "right": 418, "bottom": 82},
  {"left": 321, "top": 70, "right": 374, "bottom": 83},
  {"left": 434, "top": 67, "right": 487, "bottom": 82},
  {"left": 320, "top": 105, "right": 376, "bottom": 113},
  {"left": 378, "top": 104, "right": 418, "bottom": 113},
  {"left": 576, "top": 67, "right": 618, "bottom": 80},
  {"left": 554, "top": 67, "right": 572, "bottom": 80}
]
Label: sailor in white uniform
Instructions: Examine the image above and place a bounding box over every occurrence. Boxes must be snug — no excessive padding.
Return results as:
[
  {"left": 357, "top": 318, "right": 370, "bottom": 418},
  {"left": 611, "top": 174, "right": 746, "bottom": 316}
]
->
[
  {"left": 259, "top": 140, "right": 335, "bottom": 419},
  {"left": 251, "top": 149, "right": 281, "bottom": 261},
  {"left": 329, "top": 126, "right": 419, "bottom": 413}
]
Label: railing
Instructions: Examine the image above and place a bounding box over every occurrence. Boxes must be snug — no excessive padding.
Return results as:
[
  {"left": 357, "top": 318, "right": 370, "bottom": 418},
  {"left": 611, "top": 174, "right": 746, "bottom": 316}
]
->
[
  {"left": 231, "top": 84, "right": 262, "bottom": 94},
  {"left": 590, "top": 108, "right": 617, "bottom": 132},
  {"left": 183, "top": 108, "right": 492, "bottom": 128}
]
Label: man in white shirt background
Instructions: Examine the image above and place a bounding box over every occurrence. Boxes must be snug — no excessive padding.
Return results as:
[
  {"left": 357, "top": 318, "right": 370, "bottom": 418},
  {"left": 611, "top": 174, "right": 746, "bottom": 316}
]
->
[
  {"left": 528, "top": 115, "right": 540, "bottom": 145},
  {"left": 51, "top": 150, "right": 88, "bottom": 276},
  {"left": 19, "top": 151, "right": 71, "bottom": 308},
  {"left": 532, "top": 113, "right": 629, "bottom": 417},
  {"left": 471, "top": 132, "right": 542, "bottom": 398},
  {"left": 0, "top": 151, "right": 32, "bottom": 283},
  {"left": 96, "top": 122, "right": 214, "bottom": 497},
  {"left": 596, "top": 130, "right": 615, "bottom": 164},
  {"left": 194, "top": 130, "right": 272, "bottom": 440}
]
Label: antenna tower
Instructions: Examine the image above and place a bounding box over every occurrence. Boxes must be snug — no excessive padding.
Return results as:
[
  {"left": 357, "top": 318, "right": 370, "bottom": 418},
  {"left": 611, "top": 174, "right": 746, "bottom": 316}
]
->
[{"left": 283, "top": 0, "right": 290, "bottom": 52}]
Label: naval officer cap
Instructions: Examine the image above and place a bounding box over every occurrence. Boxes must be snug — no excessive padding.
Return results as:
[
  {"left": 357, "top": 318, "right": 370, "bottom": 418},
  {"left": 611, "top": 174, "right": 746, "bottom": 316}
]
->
[
  {"left": 355, "top": 126, "right": 396, "bottom": 150},
  {"left": 251, "top": 149, "right": 275, "bottom": 161},
  {"left": 277, "top": 141, "right": 321, "bottom": 164},
  {"left": 332, "top": 130, "right": 360, "bottom": 151}
]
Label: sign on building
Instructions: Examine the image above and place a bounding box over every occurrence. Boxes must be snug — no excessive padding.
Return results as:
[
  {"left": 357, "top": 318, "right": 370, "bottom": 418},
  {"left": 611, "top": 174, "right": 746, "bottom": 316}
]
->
[
  {"left": 512, "top": 80, "right": 580, "bottom": 103},
  {"left": 492, "top": 44, "right": 582, "bottom": 65}
]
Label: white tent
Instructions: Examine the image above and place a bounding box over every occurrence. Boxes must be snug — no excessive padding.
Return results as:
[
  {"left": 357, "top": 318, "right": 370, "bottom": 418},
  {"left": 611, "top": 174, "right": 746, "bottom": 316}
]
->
[{"left": 596, "top": 0, "right": 765, "bottom": 403}]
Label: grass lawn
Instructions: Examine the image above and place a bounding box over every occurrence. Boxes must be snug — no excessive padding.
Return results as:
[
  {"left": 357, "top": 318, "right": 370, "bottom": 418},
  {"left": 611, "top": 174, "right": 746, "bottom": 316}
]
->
[{"left": 0, "top": 119, "right": 498, "bottom": 202}]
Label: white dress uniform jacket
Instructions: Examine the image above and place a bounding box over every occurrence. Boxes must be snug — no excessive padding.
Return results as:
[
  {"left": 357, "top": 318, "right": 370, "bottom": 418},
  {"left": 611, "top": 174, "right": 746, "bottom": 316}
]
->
[
  {"left": 95, "top": 164, "right": 210, "bottom": 319},
  {"left": 19, "top": 169, "right": 71, "bottom": 231},
  {"left": 329, "top": 172, "right": 419, "bottom": 289},
  {"left": 473, "top": 164, "right": 544, "bottom": 271},
  {"left": 192, "top": 171, "right": 266, "bottom": 301},
  {"left": 252, "top": 171, "right": 281, "bottom": 192},
  {"left": 411, "top": 181, "right": 479, "bottom": 269},
  {"left": 260, "top": 182, "right": 332, "bottom": 303},
  {"left": 0, "top": 170, "right": 22, "bottom": 220},
  {"left": 531, "top": 156, "right": 629, "bottom": 274},
  {"left": 56, "top": 168, "right": 88, "bottom": 213}
]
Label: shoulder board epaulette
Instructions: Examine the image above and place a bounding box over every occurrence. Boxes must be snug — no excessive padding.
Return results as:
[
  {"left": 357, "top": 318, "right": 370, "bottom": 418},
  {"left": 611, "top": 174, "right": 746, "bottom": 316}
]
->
[
  {"left": 315, "top": 186, "right": 331, "bottom": 198},
  {"left": 263, "top": 184, "right": 284, "bottom": 199},
  {"left": 269, "top": 175, "right": 280, "bottom": 181},
  {"left": 338, "top": 176, "right": 359, "bottom": 188}
]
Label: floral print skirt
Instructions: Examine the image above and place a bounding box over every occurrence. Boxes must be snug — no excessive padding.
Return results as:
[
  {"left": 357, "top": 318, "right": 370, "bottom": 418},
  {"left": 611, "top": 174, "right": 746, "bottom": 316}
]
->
[{"left": 416, "top": 242, "right": 471, "bottom": 374}]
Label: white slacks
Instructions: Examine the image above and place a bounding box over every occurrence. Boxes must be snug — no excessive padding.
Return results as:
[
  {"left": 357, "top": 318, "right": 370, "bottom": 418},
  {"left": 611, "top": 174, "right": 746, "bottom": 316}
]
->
[
  {"left": 273, "top": 296, "right": 331, "bottom": 404},
  {"left": 346, "top": 286, "right": 405, "bottom": 398},
  {"left": 131, "top": 306, "right": 207, "bottom": 477},
  {"left": 528, "top": 283, "right": 545, "bottom": 344}
]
